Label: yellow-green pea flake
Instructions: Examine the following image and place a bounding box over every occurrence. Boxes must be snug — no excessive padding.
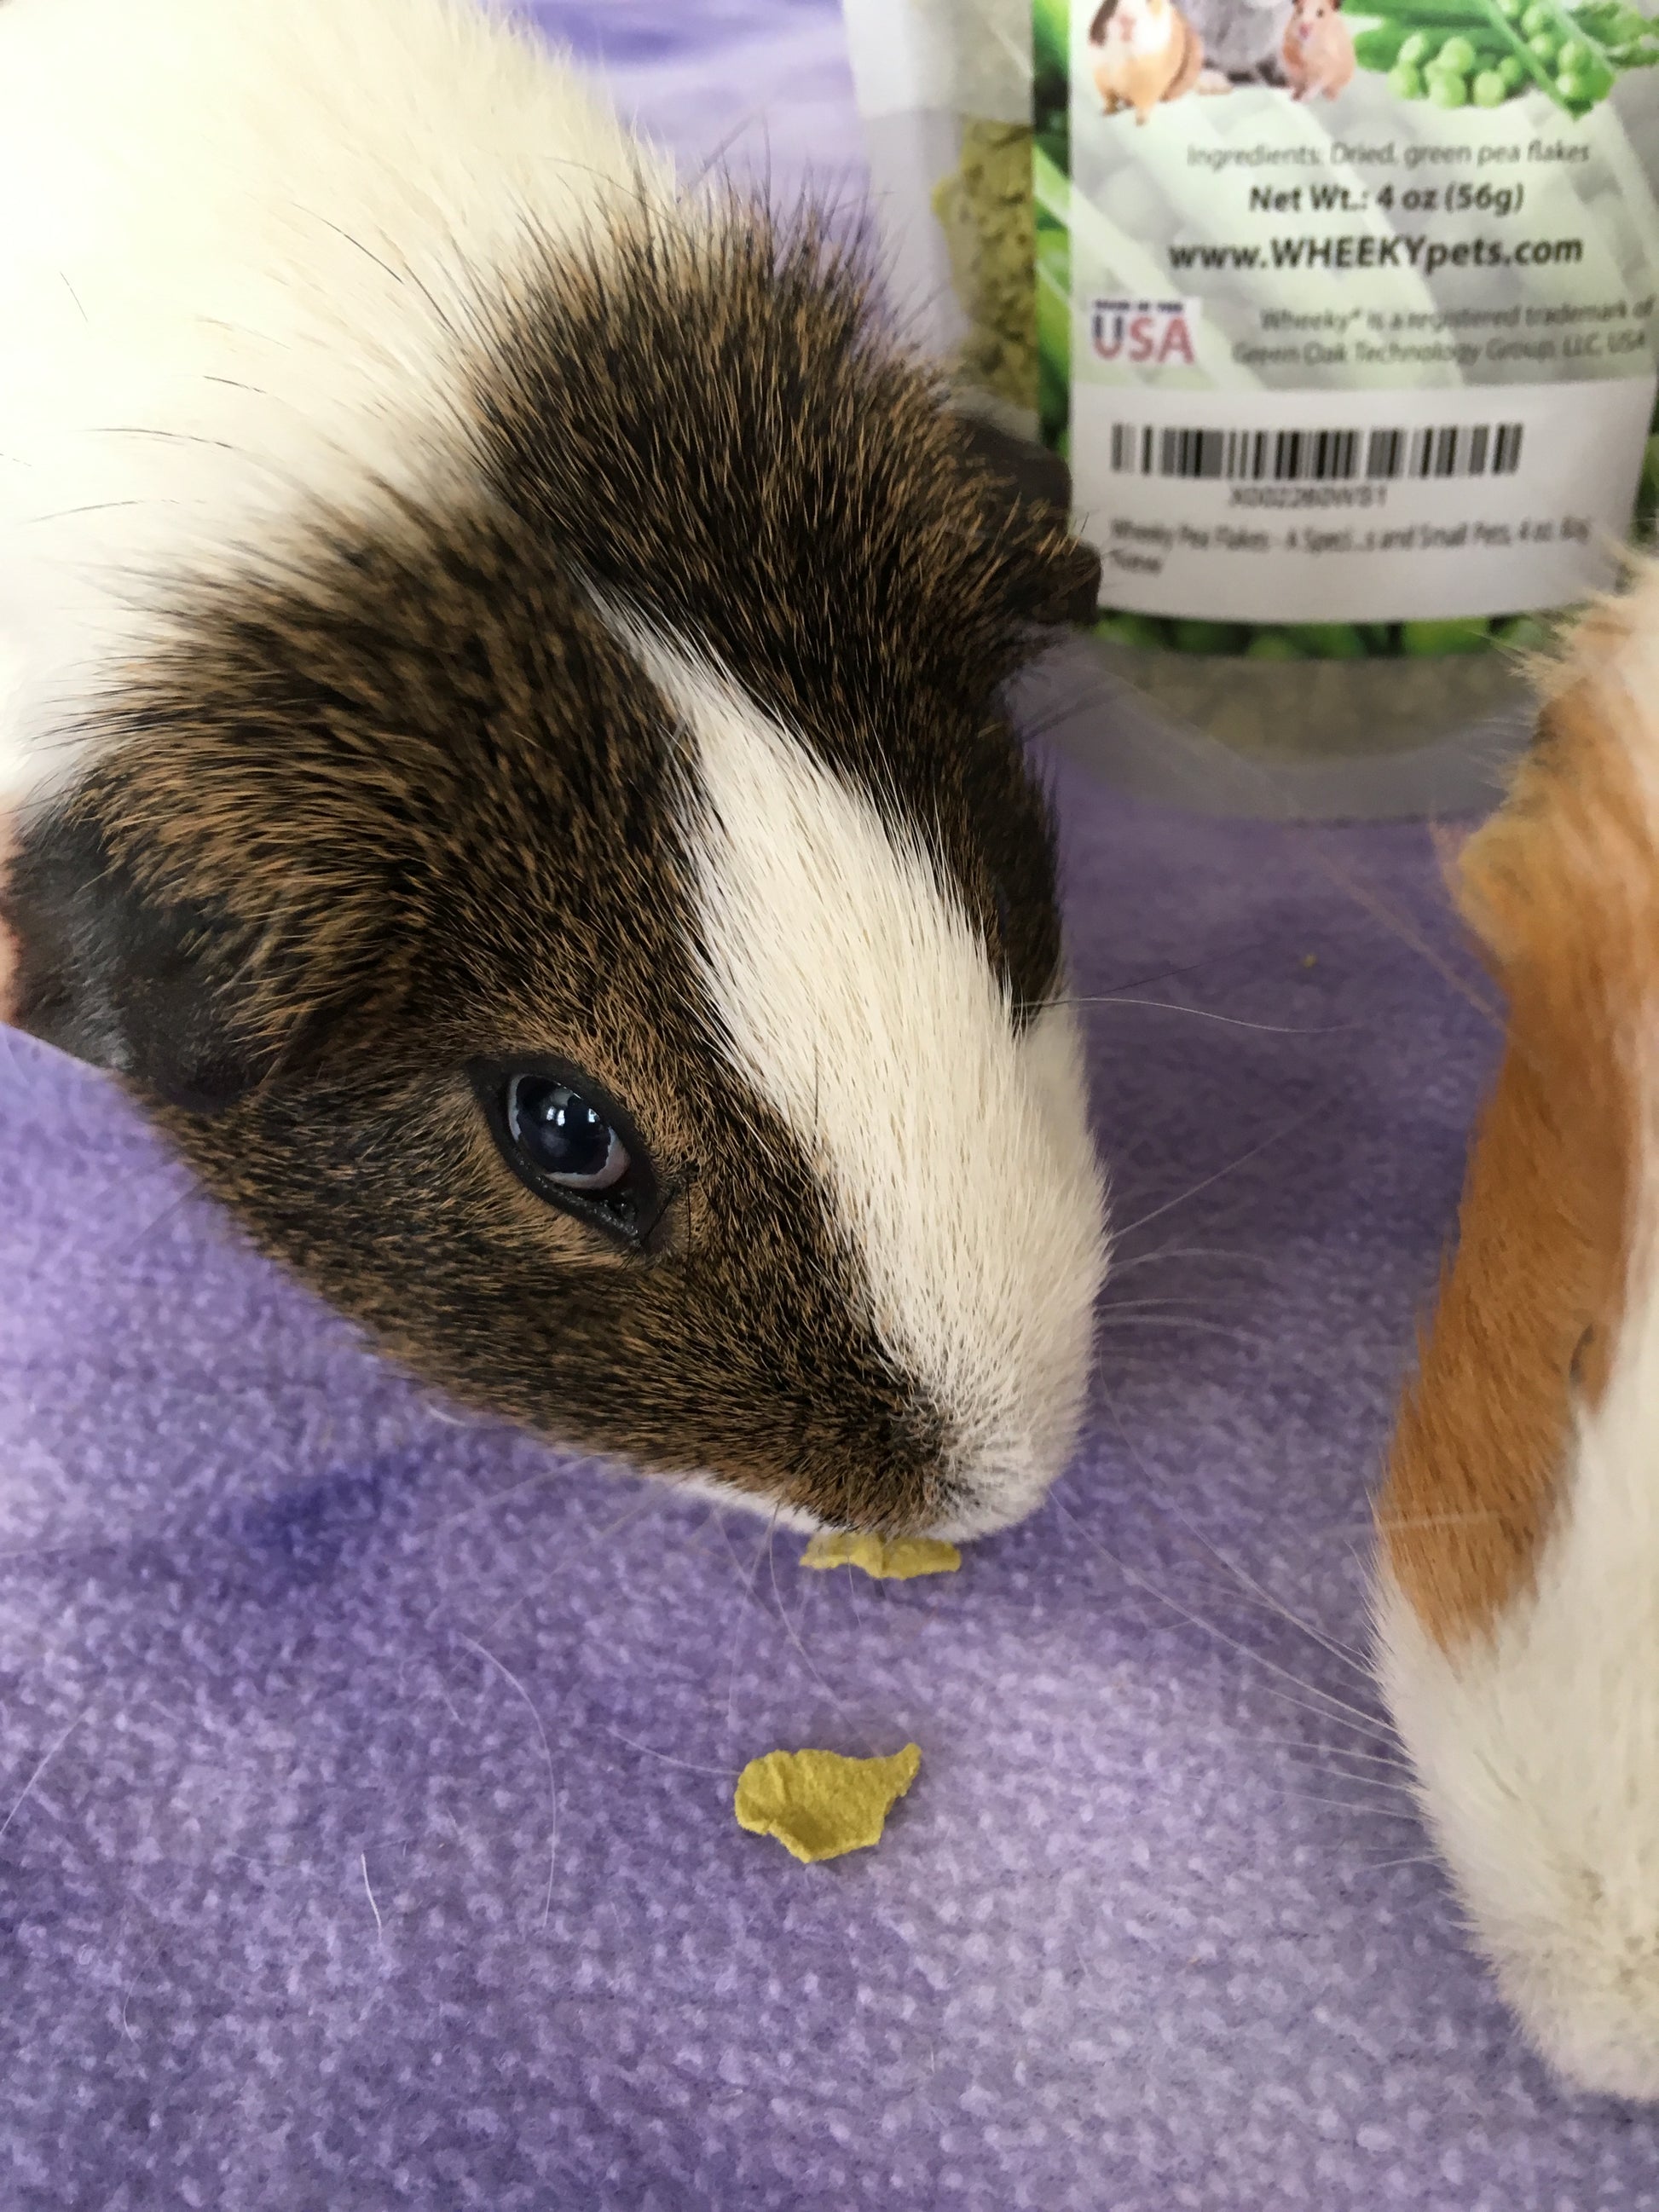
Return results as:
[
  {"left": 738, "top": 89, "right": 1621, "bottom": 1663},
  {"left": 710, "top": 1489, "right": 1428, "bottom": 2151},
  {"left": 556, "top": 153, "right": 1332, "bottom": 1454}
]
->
[{"left": 734, "top": 1744, "right": 922, "bottom": 1864}]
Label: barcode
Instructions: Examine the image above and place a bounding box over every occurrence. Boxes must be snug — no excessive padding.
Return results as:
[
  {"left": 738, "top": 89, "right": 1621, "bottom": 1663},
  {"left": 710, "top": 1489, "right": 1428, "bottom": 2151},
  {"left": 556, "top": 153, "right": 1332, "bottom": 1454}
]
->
[{"left": 1107, "top": 420, "right": 1525, "bottom": 484}]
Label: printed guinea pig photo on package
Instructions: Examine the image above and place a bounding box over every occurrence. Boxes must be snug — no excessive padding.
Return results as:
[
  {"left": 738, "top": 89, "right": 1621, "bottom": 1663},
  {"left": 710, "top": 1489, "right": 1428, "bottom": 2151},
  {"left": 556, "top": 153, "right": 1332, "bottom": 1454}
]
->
[{"left": 2, "top": 0, "right": 1659, "bottom": 2204}]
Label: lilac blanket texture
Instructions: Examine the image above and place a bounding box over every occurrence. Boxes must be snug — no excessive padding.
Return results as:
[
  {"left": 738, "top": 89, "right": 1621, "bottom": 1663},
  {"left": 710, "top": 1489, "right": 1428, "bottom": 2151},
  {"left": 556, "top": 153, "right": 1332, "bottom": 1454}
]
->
[{"left": 3, "top": 6, "right": 1654, "bottom": 2209}]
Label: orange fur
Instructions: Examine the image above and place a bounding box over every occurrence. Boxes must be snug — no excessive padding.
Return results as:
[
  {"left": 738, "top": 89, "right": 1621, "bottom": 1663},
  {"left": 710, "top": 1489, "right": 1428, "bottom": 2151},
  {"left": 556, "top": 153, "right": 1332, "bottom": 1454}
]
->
[{"left": 1382, "top": 605, "right": 1658, "bottom": 1644}]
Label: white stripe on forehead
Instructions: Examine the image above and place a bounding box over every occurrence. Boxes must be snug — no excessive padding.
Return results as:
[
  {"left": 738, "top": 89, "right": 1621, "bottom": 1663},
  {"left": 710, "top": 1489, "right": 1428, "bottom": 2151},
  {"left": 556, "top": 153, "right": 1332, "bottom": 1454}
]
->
[{"left": 620, "top": 620, "right": 1107, "bottom": 1535}]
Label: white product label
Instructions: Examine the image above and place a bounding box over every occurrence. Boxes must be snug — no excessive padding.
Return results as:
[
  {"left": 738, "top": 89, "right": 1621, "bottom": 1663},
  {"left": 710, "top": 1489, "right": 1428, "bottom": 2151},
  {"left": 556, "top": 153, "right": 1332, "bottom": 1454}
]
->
[
  {"left": 1040, "top": 0, "right": 1659, "bottom": 631},
  {"left": 1070, "top": 372, "right": 1656, "bottom": 620}
]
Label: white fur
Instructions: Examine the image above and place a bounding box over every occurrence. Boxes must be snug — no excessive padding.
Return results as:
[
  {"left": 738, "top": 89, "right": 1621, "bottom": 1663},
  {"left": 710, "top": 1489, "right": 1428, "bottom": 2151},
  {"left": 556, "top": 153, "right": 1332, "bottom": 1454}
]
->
[
  {"left": 629, "top": 627, "right": 1107, "bottom": 1540},
  {"left": 0, "top": 0, "right": 671, "bottom": 811},
  {"left": 1379, "top": 590, "right": 1659, "bottom": 2096},
  {"left": 1379, "top": 1256, "right": 1659, "bottom": 2098}
]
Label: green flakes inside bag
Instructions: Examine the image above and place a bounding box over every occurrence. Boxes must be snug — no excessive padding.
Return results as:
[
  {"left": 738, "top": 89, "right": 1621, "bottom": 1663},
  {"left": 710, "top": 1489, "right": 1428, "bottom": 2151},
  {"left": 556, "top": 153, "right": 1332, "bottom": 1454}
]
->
[{"left": 932, "top": 119, "right": 1039, "bottom": 413}]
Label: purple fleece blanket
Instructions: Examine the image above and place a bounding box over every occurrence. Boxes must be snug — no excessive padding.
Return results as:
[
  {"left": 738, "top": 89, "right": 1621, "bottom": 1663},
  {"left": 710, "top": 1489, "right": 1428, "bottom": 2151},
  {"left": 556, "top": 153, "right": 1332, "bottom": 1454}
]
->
[{"left": 3, "top": 8, "right": 1652, "bottom": 2208}]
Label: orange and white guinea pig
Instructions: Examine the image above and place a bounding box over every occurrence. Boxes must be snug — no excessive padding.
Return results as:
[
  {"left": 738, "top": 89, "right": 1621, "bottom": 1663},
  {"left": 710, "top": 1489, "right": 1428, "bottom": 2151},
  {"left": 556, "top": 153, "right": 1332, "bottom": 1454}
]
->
[
  {"left": 1090, "top": 0, "right": 1205, "bottom": 124},
  {"left": 1379, "top": 557, "right": 1659, "bottom": 2096},
  {"left": 1281, "top": 0, "right": 1356, "bottom": 99}
]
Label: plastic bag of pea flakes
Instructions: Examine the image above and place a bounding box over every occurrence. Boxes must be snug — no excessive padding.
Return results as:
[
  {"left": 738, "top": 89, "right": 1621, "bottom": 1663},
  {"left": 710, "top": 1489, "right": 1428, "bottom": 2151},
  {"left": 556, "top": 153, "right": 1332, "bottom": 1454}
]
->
[{"left": 841, "top": 0, "right": 1659, "bottom": 775}]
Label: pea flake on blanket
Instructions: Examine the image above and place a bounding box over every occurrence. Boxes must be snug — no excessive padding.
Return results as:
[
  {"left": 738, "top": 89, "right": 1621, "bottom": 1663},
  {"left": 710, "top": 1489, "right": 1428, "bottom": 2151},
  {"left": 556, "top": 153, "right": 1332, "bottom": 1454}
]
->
[
  {"left": 734, "top": 1745, "right": 922, "bottom": 1863},
  {"left": 799, "top": 1531, "right": 961, "bottom": 1580}
]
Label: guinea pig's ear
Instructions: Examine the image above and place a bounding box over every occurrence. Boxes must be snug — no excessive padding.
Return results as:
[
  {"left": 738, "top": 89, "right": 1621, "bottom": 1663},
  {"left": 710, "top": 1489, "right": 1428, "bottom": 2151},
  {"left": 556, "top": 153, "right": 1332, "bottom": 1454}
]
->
[
  {"left": 2, "top": 803, "right": 332, "bottom": 1115},
  {"left": 999, "top": 523, "right": 1103, "bottom": 631},
  {"left": 957, "top": 413, "right": 1103, "bottom": 632}
]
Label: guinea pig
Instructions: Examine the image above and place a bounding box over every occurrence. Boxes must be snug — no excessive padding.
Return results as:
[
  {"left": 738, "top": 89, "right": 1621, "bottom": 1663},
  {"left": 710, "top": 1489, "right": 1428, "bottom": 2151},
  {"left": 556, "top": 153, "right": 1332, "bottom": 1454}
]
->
[
  {"left": 1090, "top": 0, "right": 1205, "bottom": 124},
  {"left": 1171, "top": 0, "right": 1296, "bottom": 88},
  {"left": 1281, "top": 0, "right": 1356, "bottom": 101},
  {"left": 0, "top": 0, "right": 1108, "bottom": 1542},
  {"left": 1378, "top": 557, "right": 1659, "bottom": 2095}
]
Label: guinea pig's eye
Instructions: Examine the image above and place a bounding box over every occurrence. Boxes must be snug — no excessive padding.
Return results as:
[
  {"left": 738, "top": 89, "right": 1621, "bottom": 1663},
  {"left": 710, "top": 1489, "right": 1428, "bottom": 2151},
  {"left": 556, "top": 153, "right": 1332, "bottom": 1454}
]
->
[
  {"left": 471, "top": 1060, "right": 662, "bottom": 1248},
  {"left": 508, "top": 1076, "right": 629, "bottom": 1191}
]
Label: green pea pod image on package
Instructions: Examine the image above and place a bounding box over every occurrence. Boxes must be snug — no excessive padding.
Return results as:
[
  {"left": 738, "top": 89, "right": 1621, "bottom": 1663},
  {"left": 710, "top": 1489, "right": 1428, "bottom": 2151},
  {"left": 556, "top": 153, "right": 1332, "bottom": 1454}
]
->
[{"left": 1356, "top": 0, "right": 1659, "bottom": 111}]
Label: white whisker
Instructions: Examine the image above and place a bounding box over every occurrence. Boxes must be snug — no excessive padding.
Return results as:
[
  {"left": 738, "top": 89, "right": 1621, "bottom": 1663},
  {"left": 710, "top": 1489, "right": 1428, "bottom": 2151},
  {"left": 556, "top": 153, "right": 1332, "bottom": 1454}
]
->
[
  {"left": 359, "top": 1852, "right": 384, "bottom": 1942},
  {"left": 598, "top": 1728, "right": 730, "bottom": 1780},
  {"left": 456, "top": 1635, "right": 558, "bottom": 1933},
  {"left": 1056, "top": 992, "right": 1351, "bottom": 1038},
  {"left": 1106, "top": 1245, "right": 1276, "bottom": 1278},
  {"left": 1050, "top": 1495, "right": 1395, "bottom": 1740},
  {"left": 1113, "top": 1111, "right": 1319, "bottom": 1245},
  {"left": 1251, "top": 1733, "right": 1416, "bottom": 1778},
  {"left": 766, "top": 1517, "right": 849, "bottom": 1713},
  {"left": 0, "top": 1705, "right": 92, "bottom": 1847},
  {"left": 1260, "top": 1784, "right": 1420, "bottom": 1821}
]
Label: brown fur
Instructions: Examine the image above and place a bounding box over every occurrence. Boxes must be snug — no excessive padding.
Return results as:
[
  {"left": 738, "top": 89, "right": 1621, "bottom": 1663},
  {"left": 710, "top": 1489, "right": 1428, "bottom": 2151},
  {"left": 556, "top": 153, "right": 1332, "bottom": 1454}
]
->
[
  {"left": 1, "top": 205, "right": 1100, "bottom": 1533},
  {"left": 1381, "top": 614, "right": 1652, "bottom": 1644}
]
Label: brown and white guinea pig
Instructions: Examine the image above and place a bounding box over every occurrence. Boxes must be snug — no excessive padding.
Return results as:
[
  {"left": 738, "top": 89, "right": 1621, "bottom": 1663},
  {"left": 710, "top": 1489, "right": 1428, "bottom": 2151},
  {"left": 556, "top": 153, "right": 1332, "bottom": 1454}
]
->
[
  {"left": 1090, "top": 0, "right": 1205, "bottom": 124},
  {"left": 1280, "top": 0, "right": 1356, "bottom": 101},
  {"left": 0, "top": 0, "right": 1109, "bottom": 1541},
  {"left": 1378, "top": 558, "right": 1659, "bottom": 2095}
]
